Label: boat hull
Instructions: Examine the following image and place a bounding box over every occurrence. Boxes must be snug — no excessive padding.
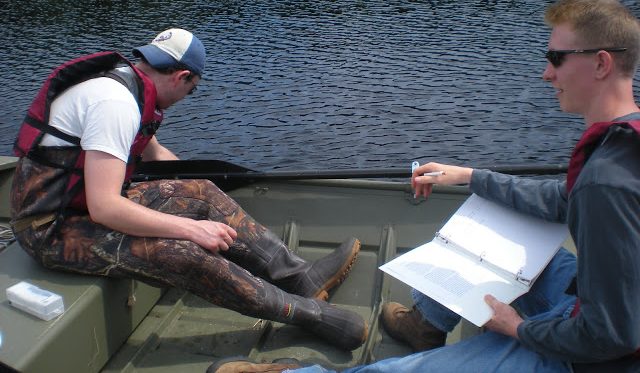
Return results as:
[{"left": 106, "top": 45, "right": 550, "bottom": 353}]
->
[{"left": 0, "top": 156, "right": 478, "bottom": 373}]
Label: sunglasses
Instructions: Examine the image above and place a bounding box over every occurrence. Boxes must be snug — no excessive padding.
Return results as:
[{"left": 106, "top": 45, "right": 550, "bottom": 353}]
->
[
  {"left": 184, "top": 73, "right": 198, "bottom": 95},
  {"left": 545, "top": 48, "right": 627, "bottom": 67}
]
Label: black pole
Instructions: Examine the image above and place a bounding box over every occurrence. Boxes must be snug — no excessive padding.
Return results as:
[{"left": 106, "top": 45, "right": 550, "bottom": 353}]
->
[{"left": 131, "top": 160, "right": 567, "bottom": 184}]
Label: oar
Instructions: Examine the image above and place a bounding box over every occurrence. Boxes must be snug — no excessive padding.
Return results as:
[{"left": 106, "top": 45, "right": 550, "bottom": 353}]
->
[{"left": 131, "top": 160, "right": 567, "bottom": 192}]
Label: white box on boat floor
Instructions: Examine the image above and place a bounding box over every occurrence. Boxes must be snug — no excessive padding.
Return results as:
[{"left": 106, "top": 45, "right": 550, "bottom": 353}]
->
[{"left": 6, "top": 281, "right": 65, "bottom": 321}]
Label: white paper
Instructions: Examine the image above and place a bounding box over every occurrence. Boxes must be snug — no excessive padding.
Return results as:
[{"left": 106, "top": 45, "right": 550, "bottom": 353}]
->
[
  {"left": 379, "top": 194, "right": 568, "bottom": 327},
  {"left": 439, "top": 194, "right": 569, "bottom": 282}
]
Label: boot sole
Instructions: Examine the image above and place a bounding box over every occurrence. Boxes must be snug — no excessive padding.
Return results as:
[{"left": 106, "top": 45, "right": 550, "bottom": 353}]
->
[
  {"left": 206, "top": 356, "right": 250, "bottom": 373},
  {"left": 313, "top": 238, "right": 360, "bottom": 300},
  {"left": 207, "top": 356, "right": 301, "bottom": 373}
]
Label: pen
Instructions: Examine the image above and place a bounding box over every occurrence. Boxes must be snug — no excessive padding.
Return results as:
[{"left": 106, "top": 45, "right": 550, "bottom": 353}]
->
[
  {"left": 411, "top": 162, "right": 445, "bottom": 176},
  {"left": 422, "top": 171, "right": 445, "bottom": 177}
]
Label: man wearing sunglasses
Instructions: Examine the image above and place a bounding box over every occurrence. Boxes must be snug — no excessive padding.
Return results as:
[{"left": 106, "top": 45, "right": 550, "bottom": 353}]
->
[
  {"left": 211, "top": 0, "right": 640, "bottom": 372},
  {"left": 10, "top": 28, "right": 369, "bottom": 351}
]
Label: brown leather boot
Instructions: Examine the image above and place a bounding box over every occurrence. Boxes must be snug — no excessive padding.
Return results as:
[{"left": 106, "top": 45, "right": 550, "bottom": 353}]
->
[
  {"left": 381, "top": 302, "right": 446, "bottom": 352},
  {"left": 207, "top": 358, "right": 301, "bottom": 373}
]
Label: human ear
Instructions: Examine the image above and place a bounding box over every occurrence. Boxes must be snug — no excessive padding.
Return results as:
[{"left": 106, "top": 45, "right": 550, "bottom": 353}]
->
[
  {"left": 177, "top": 69, "right": 192, "bottom": 81},
  {"left": 594, "top": 50, "right": 614, "bottom": 79}
]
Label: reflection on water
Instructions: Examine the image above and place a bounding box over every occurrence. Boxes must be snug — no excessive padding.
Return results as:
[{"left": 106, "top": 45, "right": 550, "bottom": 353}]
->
[{"left": 2, "top": 1, "right": 639, "bottom": 171}]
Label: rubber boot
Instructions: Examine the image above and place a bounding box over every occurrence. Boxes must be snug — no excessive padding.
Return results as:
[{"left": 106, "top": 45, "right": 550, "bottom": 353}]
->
[
  {"left": 225, "top": 215, "right": 360, "bottom": 300},
  {"left": 267, "top": 236, "right": 361, "bottom": 300},
  {"left": 260, "top": 279, "right": 368, "bottom": 351},
  {"left": 138, "top": 229, "right": 368, "bottom": 350}
]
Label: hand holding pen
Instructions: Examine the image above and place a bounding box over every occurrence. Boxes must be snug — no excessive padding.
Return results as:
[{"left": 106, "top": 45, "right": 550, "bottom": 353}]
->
[{"left": 411, "top": 161, "right": 474, "bottom": 199}]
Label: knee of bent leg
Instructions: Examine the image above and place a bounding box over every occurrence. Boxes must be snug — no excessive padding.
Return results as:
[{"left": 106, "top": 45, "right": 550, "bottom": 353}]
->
[
  {"left": 157, "top": 179, "right": 219, "bottom": 199},
  {"left": 155, "top": 179, "right": 240, "bottom": 218}
]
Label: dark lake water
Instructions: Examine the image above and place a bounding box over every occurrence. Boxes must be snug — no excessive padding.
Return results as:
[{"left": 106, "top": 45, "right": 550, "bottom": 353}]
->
[{"left": 2, "top": 0, "right": 640, "bottom": 172}]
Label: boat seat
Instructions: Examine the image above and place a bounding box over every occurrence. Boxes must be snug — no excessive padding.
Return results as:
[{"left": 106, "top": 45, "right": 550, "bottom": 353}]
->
[{"left": 0, "top": 241, "right": 162, "bottom": 373}]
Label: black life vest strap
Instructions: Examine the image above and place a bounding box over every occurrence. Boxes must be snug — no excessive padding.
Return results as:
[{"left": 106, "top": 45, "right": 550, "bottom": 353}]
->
[{"left": 24, "top": 114, "right": 81, "bottom": 145}]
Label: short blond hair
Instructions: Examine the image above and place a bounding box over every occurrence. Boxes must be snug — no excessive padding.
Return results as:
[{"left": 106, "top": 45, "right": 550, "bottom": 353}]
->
[{"left": 545, "top": 0, "right": 640, "bottom": 77}]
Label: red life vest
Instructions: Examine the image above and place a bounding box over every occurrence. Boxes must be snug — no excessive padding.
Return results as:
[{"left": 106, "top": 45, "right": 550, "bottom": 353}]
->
[
  {"left": 566, "top": 120, "right": 640, "bottom": 356},
  {"left": 566, "top": 120, "right": 640, "bottom": 194},
  {"left": 13, "top": 51, "right": 163, "bottom": 211}
]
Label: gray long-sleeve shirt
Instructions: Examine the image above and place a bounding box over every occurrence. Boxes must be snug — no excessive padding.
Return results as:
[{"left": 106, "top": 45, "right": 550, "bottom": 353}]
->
[{"left": 469, "top": 124, "right": 640, "bottom": 363}]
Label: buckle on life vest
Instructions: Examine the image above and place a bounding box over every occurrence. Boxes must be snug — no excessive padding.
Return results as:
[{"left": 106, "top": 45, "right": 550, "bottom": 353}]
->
[
  {"left": 141, "top": 121, "right": 161, "bottom": 137},
  {"left": 11, "top": 213, "right": 57, "bottom": 233}
]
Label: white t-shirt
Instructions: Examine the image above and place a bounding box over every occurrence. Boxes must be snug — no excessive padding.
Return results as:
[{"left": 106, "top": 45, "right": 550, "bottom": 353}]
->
[{"left": 42, "top": 75, "right": 141, "bottom": 163}]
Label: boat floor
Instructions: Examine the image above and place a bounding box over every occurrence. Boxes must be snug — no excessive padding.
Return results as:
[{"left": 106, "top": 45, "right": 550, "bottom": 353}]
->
[
  {"left": 0, "top": 157, "right": 481, "bottom": 373},
  {"left": 100, "top": 180, "right": 480, "bottom": 372}
]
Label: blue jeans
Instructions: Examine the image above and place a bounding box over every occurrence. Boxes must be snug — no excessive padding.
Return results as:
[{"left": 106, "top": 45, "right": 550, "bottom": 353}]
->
[{"left": 288, "top": 248, "right": 577, "bottom": 373}]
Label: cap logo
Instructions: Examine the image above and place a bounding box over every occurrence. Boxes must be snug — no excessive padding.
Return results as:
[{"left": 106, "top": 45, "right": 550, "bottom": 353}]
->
[{"left": 154, "top": 31, "right": 172, "bottom": 43}]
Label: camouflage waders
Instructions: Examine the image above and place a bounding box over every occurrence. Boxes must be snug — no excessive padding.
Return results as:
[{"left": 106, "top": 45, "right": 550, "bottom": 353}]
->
[{"left": 10, "top": 151, "right": 367, "bottom": 350}]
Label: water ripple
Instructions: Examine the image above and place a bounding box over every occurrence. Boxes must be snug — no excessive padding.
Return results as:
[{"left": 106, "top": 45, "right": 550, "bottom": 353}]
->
[{"left": 2, "top": 0, "right": 640, "bottom": 171}]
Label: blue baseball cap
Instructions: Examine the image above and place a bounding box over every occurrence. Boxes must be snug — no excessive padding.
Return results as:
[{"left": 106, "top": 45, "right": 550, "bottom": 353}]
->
[{"left": 133, "top": 28, "right": 205, "bottom": 76}]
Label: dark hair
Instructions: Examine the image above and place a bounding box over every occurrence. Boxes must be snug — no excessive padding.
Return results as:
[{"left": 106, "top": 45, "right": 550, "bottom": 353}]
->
[{"left": 138, "top": 55, "right": 199, "bottom": 79}]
